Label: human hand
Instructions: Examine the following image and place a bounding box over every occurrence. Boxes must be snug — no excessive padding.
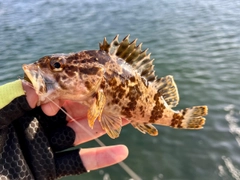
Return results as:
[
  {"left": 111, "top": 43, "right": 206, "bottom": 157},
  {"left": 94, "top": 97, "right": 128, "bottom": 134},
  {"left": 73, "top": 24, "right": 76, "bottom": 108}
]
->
[{"left": 22, "top": 80, "right": 129, "bottom": 171}]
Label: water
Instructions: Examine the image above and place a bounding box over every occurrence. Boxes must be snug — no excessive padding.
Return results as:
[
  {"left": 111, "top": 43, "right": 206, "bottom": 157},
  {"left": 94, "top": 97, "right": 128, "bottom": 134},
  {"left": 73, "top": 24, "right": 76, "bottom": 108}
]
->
[{"left": 1, "top": 0, "right": 240, "bottom": 179}]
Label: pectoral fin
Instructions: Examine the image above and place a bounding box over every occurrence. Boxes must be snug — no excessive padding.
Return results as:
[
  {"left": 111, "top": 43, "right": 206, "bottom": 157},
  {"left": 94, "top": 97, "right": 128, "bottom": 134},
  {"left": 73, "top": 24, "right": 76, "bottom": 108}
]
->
[
  {"left": 87, "top": 90, "right": 106, "bottom": 128},
  {"left": 131, "top": 122, "right": 158, "bottom": 136},
  {"left": 100, "top": 112, "right": 122, "bottom": 139}
]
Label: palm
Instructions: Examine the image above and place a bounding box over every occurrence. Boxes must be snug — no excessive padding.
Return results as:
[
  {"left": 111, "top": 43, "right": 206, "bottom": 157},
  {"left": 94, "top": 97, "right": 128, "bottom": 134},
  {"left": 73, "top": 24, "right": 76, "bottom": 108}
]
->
[
  {"left": 61, "top": 100, "right": 129, "bottom": 144},
  {"left": 41, "top": 99, "right": 129, "bottom": 171},
  {"left": 62, "top": 100, "right": 107, "bottom": 144},
  {"left": 24, "top": 80, "right": 129, "bottom": 171},
  {"left": 63, "top": 100, "right": 89, "bottom": 121}
]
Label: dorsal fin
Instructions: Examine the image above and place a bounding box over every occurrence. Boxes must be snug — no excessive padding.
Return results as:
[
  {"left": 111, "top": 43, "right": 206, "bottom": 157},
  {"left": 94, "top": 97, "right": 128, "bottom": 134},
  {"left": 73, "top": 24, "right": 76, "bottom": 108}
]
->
[
  {"left": 154, "top": 75, "right": 179, "bottom": 108},
  {"left": 99, "top": 35, "right": 156, "bottom": 82}
]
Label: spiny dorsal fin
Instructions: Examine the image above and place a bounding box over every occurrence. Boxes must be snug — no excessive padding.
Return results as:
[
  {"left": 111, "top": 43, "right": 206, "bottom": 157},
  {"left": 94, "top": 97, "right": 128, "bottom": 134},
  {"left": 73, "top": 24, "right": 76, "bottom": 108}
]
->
[
  {"left": 154, "top": 75, "right": 179, "bottom": 108},
  {"left": 99, "top": 35, "right": 156, "bottom": 82}
]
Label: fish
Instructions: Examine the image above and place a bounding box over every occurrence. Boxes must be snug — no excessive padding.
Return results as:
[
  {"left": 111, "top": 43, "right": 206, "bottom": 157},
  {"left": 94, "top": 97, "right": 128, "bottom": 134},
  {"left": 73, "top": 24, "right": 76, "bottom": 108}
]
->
[{"left": 22, "top": 35, "right": 208, "bottom": 139}]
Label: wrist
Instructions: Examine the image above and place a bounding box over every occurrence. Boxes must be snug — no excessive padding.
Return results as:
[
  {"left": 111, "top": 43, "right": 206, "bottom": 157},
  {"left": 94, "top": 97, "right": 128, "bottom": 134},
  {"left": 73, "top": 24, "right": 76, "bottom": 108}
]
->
[
  {"left": 0, "top": 80, "right": 29, "bottom": 109},
  {"left": 0, "top": 80, "right": 37, "bottom": 128}
]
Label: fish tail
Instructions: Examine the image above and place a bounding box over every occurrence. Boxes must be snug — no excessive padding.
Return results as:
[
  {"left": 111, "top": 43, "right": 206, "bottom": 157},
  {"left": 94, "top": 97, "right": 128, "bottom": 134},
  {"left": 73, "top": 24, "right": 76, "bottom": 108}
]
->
[{"left": 171, "top": 105, "right": 208, "bottom": 129}]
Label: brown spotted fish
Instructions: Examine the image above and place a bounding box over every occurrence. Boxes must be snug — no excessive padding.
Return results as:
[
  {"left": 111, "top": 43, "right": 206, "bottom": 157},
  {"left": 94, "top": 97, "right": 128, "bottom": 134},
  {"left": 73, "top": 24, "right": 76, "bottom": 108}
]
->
[{"left": 22, "top": 35, "right": 208, "bottom": 139}]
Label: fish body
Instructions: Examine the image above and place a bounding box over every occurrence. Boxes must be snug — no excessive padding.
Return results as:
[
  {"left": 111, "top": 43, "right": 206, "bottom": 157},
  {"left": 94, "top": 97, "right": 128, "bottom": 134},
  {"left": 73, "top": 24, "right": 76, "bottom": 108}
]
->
[{"left": 23, "top": 35, "right": 208, "bottom": 138}]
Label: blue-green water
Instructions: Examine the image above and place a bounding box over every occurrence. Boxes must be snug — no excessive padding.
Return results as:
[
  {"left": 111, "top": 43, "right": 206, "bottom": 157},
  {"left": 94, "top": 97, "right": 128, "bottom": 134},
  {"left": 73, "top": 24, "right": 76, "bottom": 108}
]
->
[{"left": 1, "top": 0, "right": 240, "bottom": 179}]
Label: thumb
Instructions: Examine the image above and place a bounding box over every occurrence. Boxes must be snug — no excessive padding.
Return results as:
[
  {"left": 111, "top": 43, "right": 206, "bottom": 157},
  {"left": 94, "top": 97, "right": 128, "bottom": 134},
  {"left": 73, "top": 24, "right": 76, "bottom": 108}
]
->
[
  {"left": 55, "top": 145, "right": 129, "bottom": 178},
  {"left": 22, "top": 80, "right": 38, "bottom": 108},
  {"left": 23, "top": 81, "right": 61, "bottom": 116},
  {"left": 80, "top": 145, "right": 129, "bottom": 171}
]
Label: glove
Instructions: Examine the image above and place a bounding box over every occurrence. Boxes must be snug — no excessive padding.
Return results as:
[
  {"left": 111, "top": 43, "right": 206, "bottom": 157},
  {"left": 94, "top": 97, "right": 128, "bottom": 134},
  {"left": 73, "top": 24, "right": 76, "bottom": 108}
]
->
[
  {"left": 0, "top": 80, "right": 129, "bottom": 180},
  {"left": 0, "top": 86, "right": 87, "bottom": 179}
]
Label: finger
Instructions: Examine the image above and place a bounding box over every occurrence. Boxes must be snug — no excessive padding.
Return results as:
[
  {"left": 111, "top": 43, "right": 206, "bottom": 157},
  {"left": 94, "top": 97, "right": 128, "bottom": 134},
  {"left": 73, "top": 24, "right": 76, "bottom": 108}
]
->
[
  {"left": 41, "top": 99, "right": 61, "bottom": 116},
  {"left": 22, "top": 80, "right": 38, "bottom": 108},
  {"left": 67, "top": 118, "right": 130, "bottom": 145},
  {"left": 80, "top": 145, "right": 129, "bottom": 171}
]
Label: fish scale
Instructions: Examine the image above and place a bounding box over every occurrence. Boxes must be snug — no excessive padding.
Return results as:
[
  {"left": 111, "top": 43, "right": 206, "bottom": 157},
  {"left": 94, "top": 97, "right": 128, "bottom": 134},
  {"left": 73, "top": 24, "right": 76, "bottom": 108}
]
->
[{"left": 22, "top": 35, "right": 208, "bottom": 139}]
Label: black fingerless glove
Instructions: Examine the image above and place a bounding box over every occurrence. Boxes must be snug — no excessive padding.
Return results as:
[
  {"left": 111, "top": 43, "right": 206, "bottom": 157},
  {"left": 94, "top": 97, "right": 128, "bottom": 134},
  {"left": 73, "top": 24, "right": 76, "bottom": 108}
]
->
[{"left": 0, "top": 95, "right": 87, "bottom": 180}]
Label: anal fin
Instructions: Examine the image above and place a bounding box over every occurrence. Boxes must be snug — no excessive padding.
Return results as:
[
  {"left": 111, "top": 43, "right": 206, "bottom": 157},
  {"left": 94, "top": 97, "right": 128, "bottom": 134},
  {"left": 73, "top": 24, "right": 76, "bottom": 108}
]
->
[
  {"left": 87, "top": 90, "right": 106, "bottom": 128},
  {"left": 155, "top": 75, "right": 179, "bottom": 108},
  {"left": 131, "top": 122, "right": 158, "bottom": 136},
  {"left": 100, "top": 112, "right": 122, "bottom": 139}
]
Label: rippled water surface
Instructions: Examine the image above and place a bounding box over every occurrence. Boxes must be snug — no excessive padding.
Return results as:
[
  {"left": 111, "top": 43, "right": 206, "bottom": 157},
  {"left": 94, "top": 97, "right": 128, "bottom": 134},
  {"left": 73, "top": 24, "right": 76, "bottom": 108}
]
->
[{"left": 1, "top": 0, "right": 240, "bottom": 179}]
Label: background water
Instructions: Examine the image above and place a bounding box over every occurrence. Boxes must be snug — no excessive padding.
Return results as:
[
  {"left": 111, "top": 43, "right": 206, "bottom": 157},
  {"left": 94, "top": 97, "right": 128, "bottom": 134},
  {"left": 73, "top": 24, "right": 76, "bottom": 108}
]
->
[{"left": 0, "top": 0, "right": 240, "bottom": 179}]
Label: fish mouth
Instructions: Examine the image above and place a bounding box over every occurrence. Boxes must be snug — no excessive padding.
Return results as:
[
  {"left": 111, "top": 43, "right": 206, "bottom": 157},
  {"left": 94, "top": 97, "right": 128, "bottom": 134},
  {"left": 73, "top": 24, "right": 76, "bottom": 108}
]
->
[{"left": 22, "top": 64, "right": 47, "bottom": 95}]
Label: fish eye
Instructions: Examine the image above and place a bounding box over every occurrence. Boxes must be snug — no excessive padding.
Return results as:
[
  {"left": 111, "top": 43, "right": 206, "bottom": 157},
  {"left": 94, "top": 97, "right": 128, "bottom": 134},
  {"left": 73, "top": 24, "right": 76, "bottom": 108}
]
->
[
  {"left": 50, "top": 60, "right": 64, "bottom": 71},
  {"left": 54, "top": 62, "right": 61, "bottom": 68}
]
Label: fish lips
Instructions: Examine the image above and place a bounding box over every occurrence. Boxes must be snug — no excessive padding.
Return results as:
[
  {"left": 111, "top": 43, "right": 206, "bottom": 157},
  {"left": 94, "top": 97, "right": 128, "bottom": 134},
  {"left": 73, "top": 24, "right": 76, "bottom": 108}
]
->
[{"left": 22, "top": 64, "right": 54, "bottom": 95}]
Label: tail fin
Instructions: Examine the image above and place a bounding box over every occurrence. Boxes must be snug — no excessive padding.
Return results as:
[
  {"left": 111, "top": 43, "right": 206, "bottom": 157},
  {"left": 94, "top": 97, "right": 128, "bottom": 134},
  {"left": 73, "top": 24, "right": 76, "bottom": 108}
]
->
[{"left": 171, "top": 106, "right": 208, "bottom": 129}]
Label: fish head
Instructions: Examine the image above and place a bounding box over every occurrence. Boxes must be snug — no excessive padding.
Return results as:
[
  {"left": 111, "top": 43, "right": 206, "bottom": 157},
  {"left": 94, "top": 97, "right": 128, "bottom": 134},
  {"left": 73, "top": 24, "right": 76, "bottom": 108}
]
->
[{"left": 22, "top": 54, "right": 105, "bottom": 103}]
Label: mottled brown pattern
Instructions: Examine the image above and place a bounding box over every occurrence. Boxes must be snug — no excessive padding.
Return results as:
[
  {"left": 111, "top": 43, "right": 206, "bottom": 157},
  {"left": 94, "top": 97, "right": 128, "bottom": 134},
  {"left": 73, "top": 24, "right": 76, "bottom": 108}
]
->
[
  {"left": 149, "top": 93, "right": 165, "bottom": 123},
  {"left": 79, "top": 66, "right": 101, "bottom": 75},
  {"left": 111, "top": 98, "right": 120, "bottom": 104},
  {"left": 66, "top": 52, "right": 91, "bottom": 63},
  {"left": 54, "top": 74, "right": 68, "bottom": 89},
  {"left": 55, "top": 74, "right": 60, "bottom": 82},
  {"left": 38, "top": 56, "right": 50, "bottom": 68},
  {"left": 39, "top": 85, "right": 46, "bottom": 94},
  {"left": 84, "top": 81, "right": 92, "bottom": 90},
  {"left": 108, "top": 78, "right": 117, "bottom": 86},
  {"left": 100, "top": 80, "right": 106, "bottom": 89},
  {"left": 54, "top": 73, "right": 68, "bottom": 90},
  {"left": 23, "top": 35, "right": 208, "bottom": 139},
  {"left": 61, "top": 75, "right": 67, "bottom": 80},
  {"left": 103, "top": 58, "right": 133, "bottom": 82},
  {"left": 116, "top": 85, "right": 126, "bottom": 99},
  {"left": 64, "top": 65, "right": 77, "bottom": 77},
  {"left": 58, "top": 81, "right": 68, "bottom": 90},
  {"left": 171, "top": 113, "right": 184, "bottom": 128},
  {"left": 129, "top": 76, "right": 135, "bottom": 82},
  {"left": 66, "top": 53, "right": 85, "bottom": 63},
  {"left": 85, "top": 50, "right": 111, "bottom": 65},
  {"left": 139, "top": 105, "right": 145, "bottom": 117},
  {"left": 108, "top": 77, "right": 127, "bottom": 100},
  {"left": 120, "top": 81, "right": 142, "bottom": 119},
  {"left": 121, "top": 107, "right": 133, "bottom": 118}
]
